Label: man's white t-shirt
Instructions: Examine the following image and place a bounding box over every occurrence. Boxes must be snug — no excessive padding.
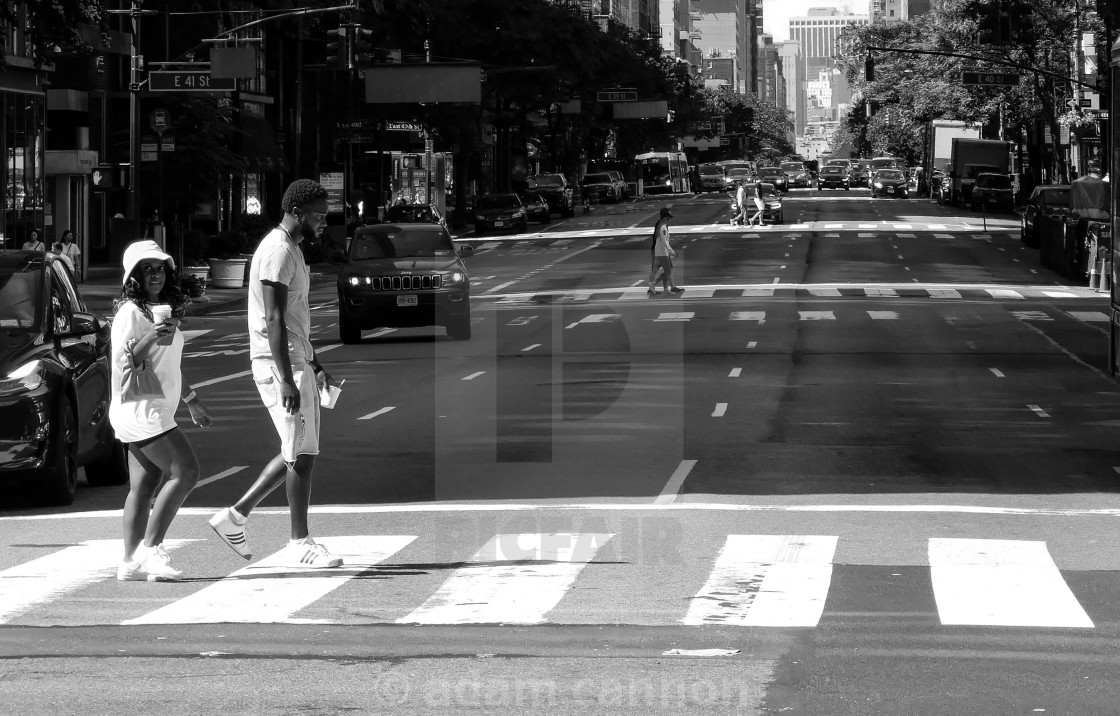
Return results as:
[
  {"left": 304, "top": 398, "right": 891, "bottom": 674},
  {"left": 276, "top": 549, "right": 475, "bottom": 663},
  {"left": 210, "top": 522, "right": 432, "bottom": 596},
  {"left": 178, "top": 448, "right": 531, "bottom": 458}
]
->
[{"left": 248, "top": 227, "right": 312, "bottom": 364}]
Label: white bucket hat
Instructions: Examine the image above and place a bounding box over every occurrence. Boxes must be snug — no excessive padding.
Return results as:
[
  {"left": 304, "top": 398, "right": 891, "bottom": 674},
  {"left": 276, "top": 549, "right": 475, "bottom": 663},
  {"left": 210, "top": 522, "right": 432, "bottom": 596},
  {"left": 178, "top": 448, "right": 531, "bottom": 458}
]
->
[{"left": 122, "top": 239, "right": 174, "bottom": 286}]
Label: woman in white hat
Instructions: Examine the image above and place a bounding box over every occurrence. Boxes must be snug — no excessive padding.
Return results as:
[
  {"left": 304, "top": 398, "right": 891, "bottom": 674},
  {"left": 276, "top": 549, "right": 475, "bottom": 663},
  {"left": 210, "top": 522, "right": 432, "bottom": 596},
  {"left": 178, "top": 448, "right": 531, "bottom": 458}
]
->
[{"left": 110, "top": 239, "right": 213, "bottom": 582}]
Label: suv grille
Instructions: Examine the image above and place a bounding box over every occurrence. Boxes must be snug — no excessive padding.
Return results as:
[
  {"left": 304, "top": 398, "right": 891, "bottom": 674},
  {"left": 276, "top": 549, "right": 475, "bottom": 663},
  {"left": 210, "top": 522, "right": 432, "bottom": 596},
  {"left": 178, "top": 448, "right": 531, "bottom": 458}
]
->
[{"left": 369, "top": 274, "right": 443, "bottom": 291}]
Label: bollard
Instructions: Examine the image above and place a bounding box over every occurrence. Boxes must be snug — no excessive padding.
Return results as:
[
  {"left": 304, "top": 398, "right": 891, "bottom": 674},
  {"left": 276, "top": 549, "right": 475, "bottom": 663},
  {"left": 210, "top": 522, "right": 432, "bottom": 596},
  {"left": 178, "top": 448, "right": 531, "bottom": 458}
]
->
[
  {"left": 1090, "top": 258, "right": 1101, "bottom": 290},
  {"left": 1103, "top": 256, "right": 1113, "bottom": 293}
]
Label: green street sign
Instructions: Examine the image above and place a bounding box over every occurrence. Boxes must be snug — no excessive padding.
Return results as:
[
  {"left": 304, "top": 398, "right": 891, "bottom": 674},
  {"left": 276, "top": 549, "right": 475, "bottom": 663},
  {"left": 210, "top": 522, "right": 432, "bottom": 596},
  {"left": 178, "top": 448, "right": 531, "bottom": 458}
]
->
[
  {"left": 149, "top": 71, "right": 235, "bottom": 92},
  {"left": 962, "top": 70, "right": 1020, "bottom": 86}
]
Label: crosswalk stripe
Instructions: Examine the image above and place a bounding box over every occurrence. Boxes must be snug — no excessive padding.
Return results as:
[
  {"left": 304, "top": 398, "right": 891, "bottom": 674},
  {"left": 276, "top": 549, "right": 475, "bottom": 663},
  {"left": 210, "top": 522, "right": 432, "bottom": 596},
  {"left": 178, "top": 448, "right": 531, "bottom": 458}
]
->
[
  {"left": 799, "top": 311, "right": 835, "bottom": 320},
  {"left": 655, "top": 312, "right": 694, "bottom": 322},
  {"left": 1042, "top": 291, "right": 1078, "bottom": 298},
  {"left": 929, "top": 538, "right": 1093, "bottom": 628},
  {"left": 986, "top": 289, "right": 1024, "bottom": 299},
  {"left": 729, "top": 311, "right": 766, "bottom": 322},
  {"left": 123, "top": 536, "right": 416, "bottom": 625},
  {"left": 867, "top": 311, "right": 899, "bottom": 320},
  {"left": 808, "top": 287, "right": 842, "bottom": 297},
  {"left": 864, "top": 287, "right": 898, "bottom": 297},
  {"left": 399, "top": 533, "right": 613, "bottom": 624},
  {"left": 0, "top": 539, "right": 197, "bottom": 624},
  {"left": 685, "top": 287, "right": 716, "bottom": 298},
  {"left": 683, "top": 535, "right": 838, "bottom": 627},
  {"left": 740, "top": 288, "right": 775, "bottom": 297},
  {"left": 927, "top": 289, "right": 961, "bottom": 298}
]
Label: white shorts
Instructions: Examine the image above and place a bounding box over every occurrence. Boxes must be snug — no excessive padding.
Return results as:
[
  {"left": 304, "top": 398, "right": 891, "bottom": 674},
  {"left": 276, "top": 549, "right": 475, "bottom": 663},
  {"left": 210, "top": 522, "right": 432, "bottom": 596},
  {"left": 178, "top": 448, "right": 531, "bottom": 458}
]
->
[{"left": 252, "top": 360, "right": 320, "bottom": 462}]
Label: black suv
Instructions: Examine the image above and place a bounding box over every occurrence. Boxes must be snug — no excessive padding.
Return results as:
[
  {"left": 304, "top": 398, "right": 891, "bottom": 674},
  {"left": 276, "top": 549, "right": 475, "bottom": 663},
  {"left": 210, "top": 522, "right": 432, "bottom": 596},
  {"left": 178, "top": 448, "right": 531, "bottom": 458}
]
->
[
  {"left": 337, "top": 224, "right": 474, "bottom": 342},
  {"left": 526, "top": 174, "right": 575, "bottom": 217}
]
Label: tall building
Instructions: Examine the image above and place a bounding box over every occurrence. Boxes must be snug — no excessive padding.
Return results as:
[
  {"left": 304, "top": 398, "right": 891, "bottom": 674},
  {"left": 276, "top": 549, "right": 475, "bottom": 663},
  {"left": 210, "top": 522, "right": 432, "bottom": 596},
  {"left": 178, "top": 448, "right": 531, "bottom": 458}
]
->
[
  {"left": 758, "top": 33, "right": 780, "bottom": 104},
  {"left": 779, "top": 40, "right": 806, "bottom": 136},
  {"left": 660, "top": 0, "right": 701, "bottom": 66},
  {"left": 789, "top": 8, "right": 869, "bottom": 119},
  {"left": 748, "top": 0, "right": 762, "bottom": 98},
  {"left": 871, "top": 0, "right": 907, "bottom": 23},
  {"left": 701, "top": 54, "right": 738, "bottom": 90},
  {"left": 590, "top": 0, "right": 660, "bottom": 34},
  {"left": 692, "top": 0, "right": 750, "bottom": 94}
]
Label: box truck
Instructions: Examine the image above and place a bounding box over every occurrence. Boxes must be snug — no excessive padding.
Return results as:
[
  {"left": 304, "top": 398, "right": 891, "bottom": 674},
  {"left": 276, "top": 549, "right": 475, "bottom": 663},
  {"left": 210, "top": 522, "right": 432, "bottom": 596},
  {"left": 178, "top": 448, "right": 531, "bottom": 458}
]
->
[{"left": 948, "top": 138, "right": 1011, "bottom": 207}]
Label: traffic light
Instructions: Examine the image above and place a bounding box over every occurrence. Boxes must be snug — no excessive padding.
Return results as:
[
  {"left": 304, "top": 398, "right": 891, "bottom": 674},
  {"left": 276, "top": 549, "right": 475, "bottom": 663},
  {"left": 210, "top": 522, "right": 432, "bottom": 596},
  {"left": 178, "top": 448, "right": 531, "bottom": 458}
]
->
[
  {"left": 325, "top": 26, "right": 351, "bottom": 69},
  {"left": 352, "top": 27, "right": 374, "bottom": 66},
  {"left": 864, "top": 53, "right": 874, "bottom": 82},
  {"left": 978, "top": 0, "right": 1012, "bottom": 44},
  {"left": 91, "top": 165, "right": 115, "bottom": 190}
]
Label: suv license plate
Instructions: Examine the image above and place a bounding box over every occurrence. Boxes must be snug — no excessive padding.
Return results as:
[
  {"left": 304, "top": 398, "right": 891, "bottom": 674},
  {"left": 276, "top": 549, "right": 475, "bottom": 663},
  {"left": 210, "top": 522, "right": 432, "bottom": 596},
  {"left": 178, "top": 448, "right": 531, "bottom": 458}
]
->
[
  {"left": 494, "top": 221, "right": 504, "bottom": 227},
  {"left": 397, "top": 295, "right": 418, "bottom": 307}
]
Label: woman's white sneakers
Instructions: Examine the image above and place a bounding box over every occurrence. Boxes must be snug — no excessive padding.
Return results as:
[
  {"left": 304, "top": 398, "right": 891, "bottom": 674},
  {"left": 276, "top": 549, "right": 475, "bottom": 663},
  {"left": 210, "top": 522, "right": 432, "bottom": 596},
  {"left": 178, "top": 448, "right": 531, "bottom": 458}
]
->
[
  {"left": 117, "top": 543, "right": 183, "bottom": 582},
  {"left": 208, "top": 506, "right": 252, "bottom": 559}
]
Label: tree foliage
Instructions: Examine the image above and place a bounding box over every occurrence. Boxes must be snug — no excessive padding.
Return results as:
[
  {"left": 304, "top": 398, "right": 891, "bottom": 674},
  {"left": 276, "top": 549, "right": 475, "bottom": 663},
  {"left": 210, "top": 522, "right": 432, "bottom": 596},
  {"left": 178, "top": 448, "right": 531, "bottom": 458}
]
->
[
  {"left": 837, "top": 0, "right": 1111, "bottom": 179},
  {"left": 1, "top": 0, "right": 105, "bottom": 67}
]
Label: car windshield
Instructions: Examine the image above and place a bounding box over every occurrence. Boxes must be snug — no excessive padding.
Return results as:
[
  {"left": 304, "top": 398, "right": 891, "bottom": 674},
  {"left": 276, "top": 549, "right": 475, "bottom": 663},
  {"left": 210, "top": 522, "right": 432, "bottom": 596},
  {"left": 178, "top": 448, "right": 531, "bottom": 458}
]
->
[
  {"left": 871, "top": 158, "right": 900, "bottom": 169},
  {"left": 477, "top": 195, "right": 521, "bottom": 210},
  {"left": 759, "top": 168, "right": 781, "bottom": 176},
  {"left": 780, "top": 163, "right": 803, "bottom": 172},
  {"left": 527, "top": 176, "right": 562, "bottom": 188},
  {"left": 386, "top": 206, "right": 436, "bottom": 223},
  {"left": 349, "top": 227, "right": 456, "bottom": 260},
  {"left": 583, "top": 174, "right": 612, "bottom": 183},
  {"left": 728, "top": 169, "right": 750, "bottom": 177},
  {"left": 0, "top": 265, "right": 44, "bottom": 331},
  {"left": 759, "top": 183, "right": 779, "bottom": 197},
  {"left": 1039, "top": 188, "right": 1070, "bottom": 205},
  {"left": 878, "top": 170, "right": 904, "bottom": 181},
  {"left": 979, "top": 175, "right": 1012, "bottom": 189},
  {"left": 699, "top": 165, "right": 723, "bottom": 175}
]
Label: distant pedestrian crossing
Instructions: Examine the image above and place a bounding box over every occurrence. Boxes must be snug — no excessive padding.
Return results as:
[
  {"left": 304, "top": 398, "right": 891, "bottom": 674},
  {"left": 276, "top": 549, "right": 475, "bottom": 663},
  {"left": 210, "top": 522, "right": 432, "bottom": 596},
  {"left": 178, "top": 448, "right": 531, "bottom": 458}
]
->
[{"left": 0, "top": 533, "right": 1102, "bottom": 629}]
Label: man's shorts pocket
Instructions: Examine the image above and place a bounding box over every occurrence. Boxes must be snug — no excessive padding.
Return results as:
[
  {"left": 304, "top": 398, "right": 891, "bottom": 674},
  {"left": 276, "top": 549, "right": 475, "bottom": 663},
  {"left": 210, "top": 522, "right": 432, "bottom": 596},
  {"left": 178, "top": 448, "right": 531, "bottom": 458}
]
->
[{"left": 254, "top": 374, "right": 279, "bottom": 408}]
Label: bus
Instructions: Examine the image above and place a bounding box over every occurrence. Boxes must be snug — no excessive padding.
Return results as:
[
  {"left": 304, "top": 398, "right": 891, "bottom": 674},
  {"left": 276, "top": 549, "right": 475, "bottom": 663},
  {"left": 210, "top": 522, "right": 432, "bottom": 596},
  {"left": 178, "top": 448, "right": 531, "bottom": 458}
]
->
[{"left": 635, "top": 151, "right": 689, "bottom": 194}]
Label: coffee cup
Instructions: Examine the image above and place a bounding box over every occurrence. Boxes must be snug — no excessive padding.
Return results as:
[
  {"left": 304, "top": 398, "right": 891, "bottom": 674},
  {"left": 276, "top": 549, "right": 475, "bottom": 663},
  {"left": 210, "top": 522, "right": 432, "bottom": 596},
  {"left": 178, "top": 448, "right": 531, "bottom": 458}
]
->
[{"left": 150, "top": 305, "right": 174, "bottom": 344}]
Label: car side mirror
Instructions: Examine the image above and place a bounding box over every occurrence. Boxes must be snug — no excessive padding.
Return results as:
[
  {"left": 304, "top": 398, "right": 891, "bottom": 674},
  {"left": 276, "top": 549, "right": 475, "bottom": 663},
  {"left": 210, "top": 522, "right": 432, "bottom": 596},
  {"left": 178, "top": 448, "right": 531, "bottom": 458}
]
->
[
  {"left": 457, "top": 243, "right": 474, "bottom": 258},
  {"left": 59, "top": 311, "right": 100, "bottom": 338}
]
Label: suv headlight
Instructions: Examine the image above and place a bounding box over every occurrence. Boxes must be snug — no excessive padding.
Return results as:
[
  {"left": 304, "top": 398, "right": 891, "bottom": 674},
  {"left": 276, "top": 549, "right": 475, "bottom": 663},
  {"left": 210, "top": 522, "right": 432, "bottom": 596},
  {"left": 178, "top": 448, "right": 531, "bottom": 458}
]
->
[
  {"left": 874, "top": 181, "right": 883, "bottom": 188},
  {"left": 0, "top": 360, "right": 44, "bottom": 396},
  {"left": 444, "top": 271, "right": 466, "bottom": 285}
]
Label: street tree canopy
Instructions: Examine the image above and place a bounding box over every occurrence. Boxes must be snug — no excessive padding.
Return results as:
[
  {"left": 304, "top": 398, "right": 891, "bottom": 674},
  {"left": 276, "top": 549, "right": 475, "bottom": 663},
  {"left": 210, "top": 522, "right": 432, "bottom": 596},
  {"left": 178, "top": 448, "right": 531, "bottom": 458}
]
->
[{"left": 0, "top": 0, "right": 105, "bottom": 67}]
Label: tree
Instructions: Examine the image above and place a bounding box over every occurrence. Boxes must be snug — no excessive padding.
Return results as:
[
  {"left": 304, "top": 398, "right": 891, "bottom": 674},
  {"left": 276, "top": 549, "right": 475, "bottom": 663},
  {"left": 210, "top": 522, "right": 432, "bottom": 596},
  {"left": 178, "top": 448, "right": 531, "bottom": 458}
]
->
[{"left": 0, "top": 0, "right": 106, "bottom": 67}]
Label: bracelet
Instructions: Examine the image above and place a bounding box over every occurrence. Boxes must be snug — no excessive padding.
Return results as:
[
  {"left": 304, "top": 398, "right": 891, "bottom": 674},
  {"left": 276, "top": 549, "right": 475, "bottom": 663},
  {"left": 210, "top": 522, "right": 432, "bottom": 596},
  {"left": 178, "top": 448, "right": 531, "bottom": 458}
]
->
[
  {"left": 312, "top": 363, "right": 324, "bottom": 375},
  {"left": 183, "top": 390, "right": 197, "bottom": 404}
]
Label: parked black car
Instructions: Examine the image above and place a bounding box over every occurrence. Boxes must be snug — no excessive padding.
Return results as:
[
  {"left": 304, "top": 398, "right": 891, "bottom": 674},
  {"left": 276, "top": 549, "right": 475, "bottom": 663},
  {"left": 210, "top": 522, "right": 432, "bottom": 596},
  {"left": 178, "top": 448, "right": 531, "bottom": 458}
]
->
[
  {"left": 971, "top": 173, "right": 1015, "bottom": 212},
  {"left": 516, "top": 192, "right": 551, "bottom": 225},
  {"left": 473, "top": 193, "right": 528, "bottom": 235},
  {"left": 0, "top": 250, "right": 128, "bottom": 505},
  {"left": 526, "top": 174, "right": 575, "bottom": 217},
  {"left": 337, "top": 224, "right": 474, "bottom": 343},
  {"left": 1020, "top": 185, "right": 1071, "bottom": 247}
]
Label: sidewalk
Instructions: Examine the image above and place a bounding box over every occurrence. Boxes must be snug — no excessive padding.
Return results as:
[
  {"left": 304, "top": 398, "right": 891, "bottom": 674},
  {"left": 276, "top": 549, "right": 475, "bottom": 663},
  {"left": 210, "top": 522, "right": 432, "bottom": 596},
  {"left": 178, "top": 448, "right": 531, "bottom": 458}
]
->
[{"left": 78, "top": 263, "right": 340, "bottom": 319}]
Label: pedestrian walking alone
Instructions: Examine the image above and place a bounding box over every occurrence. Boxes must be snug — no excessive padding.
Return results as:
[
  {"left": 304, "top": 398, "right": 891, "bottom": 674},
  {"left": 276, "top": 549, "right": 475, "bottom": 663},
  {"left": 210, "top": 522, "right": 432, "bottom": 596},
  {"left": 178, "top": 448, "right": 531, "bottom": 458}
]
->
[
  {"left": 648, "top": 207, "right": 684, "bottom": 295},
  {"left": 732, "top": 182, "right": 748, "bottom": 226},
  {"left": 209, "top": 179, "right": 344, "bottom": 568},
  {"left": 111, "top": 240, "right": 213, "bottom": 581}
]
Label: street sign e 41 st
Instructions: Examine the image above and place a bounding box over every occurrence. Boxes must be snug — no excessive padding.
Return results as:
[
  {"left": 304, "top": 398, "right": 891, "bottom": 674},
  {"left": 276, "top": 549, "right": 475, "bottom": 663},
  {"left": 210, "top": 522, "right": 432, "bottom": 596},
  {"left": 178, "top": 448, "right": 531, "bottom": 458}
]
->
[{"left": 149, "top": 71, "right": 235, "bottom": 92}]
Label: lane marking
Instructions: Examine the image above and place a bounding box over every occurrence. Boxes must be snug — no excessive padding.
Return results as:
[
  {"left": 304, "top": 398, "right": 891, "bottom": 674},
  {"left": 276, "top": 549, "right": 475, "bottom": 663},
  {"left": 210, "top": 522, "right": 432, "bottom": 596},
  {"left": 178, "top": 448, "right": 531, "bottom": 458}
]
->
[
  {"left": 398, "top": 533, "right": 613, "bottom": 625},
  {"left": 683, "top": 535, "right": 838, "bottom": 627},
  {"left": 462, "top": 371, "right": 486, "bottom": 381},
  {"left": 1018, "top": 321, "right": 1111, "bottom": 382},
  {"left": 1028, "top": 404, "right": 1050, "bottom": 418},
  {"left": 1068, "top": 311, "right": 1109, "bottom": 322},
  {"left": 712, "top": 403, "right": 728, "bottom": 417},
  {"left": 729, "top": 311, "right": 766, "bottom": 322},
  {"left": 747, "top": 341, "right": 758, "bottom": 349},
  {"left": 989, "top": 368, "right": 1005, "bottom": 378},
  {"left": 0, "top": 540, "right": 199, "bottom": 624},
  {"left": 359, "top": 406, "right": 396, "bottom": 420},
  {"left": 867, "top": 311, "right": 899, "bottom": 320},
  {"left": 483, "top": 281, "right": 518, "bottom": 294},
  {"left": 521, "top": 344, "right": 541, "bottom": 352},
  {"left": 655, "top": 459, "right": 698, "bottom": 505},
  {"left": 196, "top": 465, "right": 250, "bottom": 488},
  {"left": 655, "top": 312, "right": 694, "bottom": 322},
  {"left": 124, "top": 536, "right": 417, "bottom": 625},
  {"left": 929, "top": 538, "right": 1092, "bottom": 628},
  {"left": 728, "top": 368, "right": 742, "bottom": 378},
  {"left": 799, "top": 311, "right": 835, "bottom": 321}
]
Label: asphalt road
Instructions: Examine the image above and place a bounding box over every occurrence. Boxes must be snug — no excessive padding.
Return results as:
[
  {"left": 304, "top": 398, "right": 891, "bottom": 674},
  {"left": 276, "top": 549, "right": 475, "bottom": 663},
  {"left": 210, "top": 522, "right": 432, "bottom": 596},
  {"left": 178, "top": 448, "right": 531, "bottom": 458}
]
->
[{"left": 3, "top": 188, "right": 1120, "bottom": 715}]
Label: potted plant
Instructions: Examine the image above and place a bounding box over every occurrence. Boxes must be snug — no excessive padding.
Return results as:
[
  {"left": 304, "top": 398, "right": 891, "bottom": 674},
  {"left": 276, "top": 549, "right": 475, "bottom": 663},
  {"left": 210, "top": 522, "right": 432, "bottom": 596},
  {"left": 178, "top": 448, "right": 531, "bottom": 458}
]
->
[
  {"left": 178, "top": 272, "right": 207, "bottom": 298},
  {"left": 182, "top": 230, "right": 211, "bottom": 282},
  {"left": 206, "top": 230, "right": 250, "bottom": 288}
]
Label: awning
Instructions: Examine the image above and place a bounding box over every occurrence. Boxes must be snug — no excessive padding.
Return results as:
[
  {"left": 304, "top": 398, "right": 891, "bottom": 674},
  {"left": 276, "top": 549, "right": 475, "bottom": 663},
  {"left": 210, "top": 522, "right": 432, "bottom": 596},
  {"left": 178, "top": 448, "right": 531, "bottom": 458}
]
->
[{"left": 239, "top": 114, "right": 289, "bottom": 173}]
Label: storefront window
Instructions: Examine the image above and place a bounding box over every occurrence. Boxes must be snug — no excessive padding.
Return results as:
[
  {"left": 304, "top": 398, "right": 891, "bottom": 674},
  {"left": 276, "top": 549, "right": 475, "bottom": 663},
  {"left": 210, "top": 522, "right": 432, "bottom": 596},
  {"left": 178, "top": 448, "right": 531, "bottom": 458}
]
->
[
  {"left": 243, "top": 175, "right": 261, "bottom": 215},
  {"left": 1, "top": 92, "right": 45, "bottom": 249}
]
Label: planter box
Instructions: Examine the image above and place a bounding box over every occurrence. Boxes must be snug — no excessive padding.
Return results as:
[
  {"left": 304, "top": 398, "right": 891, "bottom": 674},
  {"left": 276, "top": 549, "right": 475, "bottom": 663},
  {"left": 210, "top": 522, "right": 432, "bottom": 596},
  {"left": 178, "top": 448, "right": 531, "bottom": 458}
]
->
[
  {"left": 183, "top": 265, "right": 210, "bottom": 281},
  {"left": 208, "top": 257, "right": 248, "bottom": 289}
]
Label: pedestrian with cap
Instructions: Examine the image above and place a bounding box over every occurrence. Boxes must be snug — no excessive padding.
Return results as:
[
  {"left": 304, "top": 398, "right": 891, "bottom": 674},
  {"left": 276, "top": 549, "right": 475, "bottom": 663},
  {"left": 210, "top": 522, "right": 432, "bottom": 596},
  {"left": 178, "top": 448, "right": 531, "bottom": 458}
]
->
[
  {"left": 111, "top": 239, "right": 213, "bottom": 582},
  {"left": 648, "top": 206, "right": 684, "bottom": 295}
]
